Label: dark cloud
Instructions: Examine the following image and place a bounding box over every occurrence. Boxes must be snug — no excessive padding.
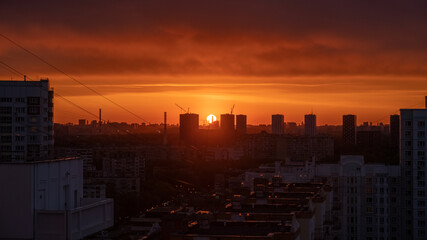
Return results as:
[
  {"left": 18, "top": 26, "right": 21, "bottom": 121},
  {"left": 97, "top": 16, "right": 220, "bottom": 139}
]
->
[{"left": 0, "top": 0, "right": 426, "bottom": 77}]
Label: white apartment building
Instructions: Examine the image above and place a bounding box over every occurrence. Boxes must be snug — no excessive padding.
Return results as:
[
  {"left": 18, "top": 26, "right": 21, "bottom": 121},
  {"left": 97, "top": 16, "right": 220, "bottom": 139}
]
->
[
  {"left": 0, "top": 79, "right": 54, "bottom": 162},
  {"left": 316, "top": 155, "right": 401, "bottom": 240},
  {"left": 0, "top": 157, "right": 114, "bottom": 240},
  {"left": 400, "top": 96, "right": 427, "bottom": 240}
]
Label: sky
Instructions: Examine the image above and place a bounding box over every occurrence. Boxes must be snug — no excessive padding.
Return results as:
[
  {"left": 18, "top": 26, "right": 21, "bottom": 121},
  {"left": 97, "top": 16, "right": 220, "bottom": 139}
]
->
[{"left": 0, "top": 1, "right": 426, "bottom": 125}]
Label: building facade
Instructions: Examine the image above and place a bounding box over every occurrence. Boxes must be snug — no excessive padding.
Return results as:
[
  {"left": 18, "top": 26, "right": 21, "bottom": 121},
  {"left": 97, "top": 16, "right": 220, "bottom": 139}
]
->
[
  {"left": 272, "top": 114, "right": 284, "bottom": 135},
  {"left": 0, "top": 79, "right": 54, "bottom": 162},
  {"left": 343, "top": 115, "right": 357, "bottom": 146},
  {"left": 236, "top": 114, "right": 247, "bottom": 135},
  {"left": 304, "top": 114, "right": 317, "bottom": 136},
  {"left": 316, "top": 155, "right": 401, "bottom": 240},
  {"left": 220, "top": 113, "right": 235, "bottom": 137},
  {"left": 400, "top": 97, "right": 427, "bottom": 239},
  {"left": 0, "top": 158, "right": 114, "bottom": 239},
  {"left": 179, "top": 113, "right": 199, "bottom": 144}
]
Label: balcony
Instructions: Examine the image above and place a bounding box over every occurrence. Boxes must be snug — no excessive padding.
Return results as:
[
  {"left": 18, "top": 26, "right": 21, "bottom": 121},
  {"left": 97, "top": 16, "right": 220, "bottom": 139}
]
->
[{"left": 35, "top": 198, "right": 113, "bottom": 240}]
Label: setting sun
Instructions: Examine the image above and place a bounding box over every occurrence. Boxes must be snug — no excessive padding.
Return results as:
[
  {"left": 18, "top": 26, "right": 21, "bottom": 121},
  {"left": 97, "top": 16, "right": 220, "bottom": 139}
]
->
[{"left": 207, "top": 114, "right": 217, "bottom": 124}]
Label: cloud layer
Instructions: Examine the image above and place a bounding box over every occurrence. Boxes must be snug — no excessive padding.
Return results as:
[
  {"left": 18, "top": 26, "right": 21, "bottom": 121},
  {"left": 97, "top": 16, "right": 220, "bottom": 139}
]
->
[{"left": 0, "top": 1, "right": 426, "bottom": 123}]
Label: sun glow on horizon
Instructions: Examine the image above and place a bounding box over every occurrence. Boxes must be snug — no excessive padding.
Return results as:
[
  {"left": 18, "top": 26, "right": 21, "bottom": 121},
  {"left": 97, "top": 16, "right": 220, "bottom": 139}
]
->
[{"left": 207, "top": 114, "right": 217, "bottom": 124}]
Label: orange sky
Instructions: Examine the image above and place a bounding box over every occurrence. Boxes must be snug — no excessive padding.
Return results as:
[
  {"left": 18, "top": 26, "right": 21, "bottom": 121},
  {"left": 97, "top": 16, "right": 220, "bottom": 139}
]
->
[{"left": 1, "top": 1, "right": 426, "bottom": 125}]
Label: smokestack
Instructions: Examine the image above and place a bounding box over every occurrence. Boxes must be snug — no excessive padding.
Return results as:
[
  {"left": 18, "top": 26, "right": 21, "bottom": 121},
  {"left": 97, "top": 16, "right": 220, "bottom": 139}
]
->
[
  {"left": 24, "top": 75, "right": 26, "bottom": 81},
  {"left": 425, "top": 96, "right": 427, "bottom": 109},
  {"left": 99, "top": 108, "right": 102, "bottom": 125},
  {"left": 163, "top": 112, "right": 168, "bottom": 145}
]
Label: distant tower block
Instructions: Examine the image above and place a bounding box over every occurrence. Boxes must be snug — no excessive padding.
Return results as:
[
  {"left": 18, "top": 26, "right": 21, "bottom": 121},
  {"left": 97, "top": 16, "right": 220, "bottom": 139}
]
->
[
  {"left": 343, "top": 114, "right": 357, "bottom": 145},
  {"left": 220, "top": 113, "right": 235, "bottom": 138},
  {"left": 99, "top": 108, "right": 102, "bottom": 125},
  {"left": 163, "top": 112, "right": 168, "bottom": 145},
  {"left": 236, "top": 114, "right": 247, "bottom": 135},
  {"left": 272, "top": 114, "right": 284, "bottom": 134},
  {"left": 179, "top": 113, "right": 199, "bottom": 144},
  {"left": 304, "top": 114, "right": 317, "bottom": 136}
]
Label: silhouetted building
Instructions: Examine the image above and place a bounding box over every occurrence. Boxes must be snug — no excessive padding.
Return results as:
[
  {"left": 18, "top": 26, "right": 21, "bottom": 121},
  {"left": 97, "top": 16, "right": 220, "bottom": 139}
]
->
[
  {"left": 179, "top": 113, "right": 199, "bottom": 144},
  {"left": 400, "top": 97, "right": 427, "bottom": 240},
  {"left": 220, "top": 113, "right": 235, "bottom": 138},
  {"left": 390, "top": 114, "right": 400, "bottom": 158},
  {"left": 304, "top": 114, "right": 317, "bottom": 136},
  {"left": 285, "top": 122, "right": 299, "bottom": 135},
  {"left": 271, "top": 114, "right": 284, "bottom": 135},
  {"left": 236, "top": 114, "right": 247, "bottom": 135},
  {"left": 79, "top": 119, "right": 87, "bottom": 126},
  {"left": 0, "top": 79, "right": 54, "bottom": 162},
  {"left": 343, "top": 114, "right": 357, "bottom": 146}
]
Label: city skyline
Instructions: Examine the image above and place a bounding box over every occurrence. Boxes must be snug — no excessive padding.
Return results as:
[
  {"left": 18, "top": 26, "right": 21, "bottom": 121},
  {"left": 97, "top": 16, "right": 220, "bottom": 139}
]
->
[{"left": 1, "top": 1, "right": 427, "bottom": 124}]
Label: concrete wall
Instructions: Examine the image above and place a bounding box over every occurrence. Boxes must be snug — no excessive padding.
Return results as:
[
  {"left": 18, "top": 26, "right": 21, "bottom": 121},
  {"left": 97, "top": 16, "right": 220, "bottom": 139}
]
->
[
  {"left": 33, "top": 159, "right": 83, "bottom": 210},
  {"left": 0, "top": 164, "right": 34, "bottom": 239},
  {"left": 0, "top": 158, "right": 83, "bottom": 239}
]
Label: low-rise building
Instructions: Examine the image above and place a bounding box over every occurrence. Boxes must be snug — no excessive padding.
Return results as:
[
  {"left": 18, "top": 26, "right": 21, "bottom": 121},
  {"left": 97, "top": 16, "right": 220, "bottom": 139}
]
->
[{"left": 0, "top": 157, "right": 113, "bottom": 239}]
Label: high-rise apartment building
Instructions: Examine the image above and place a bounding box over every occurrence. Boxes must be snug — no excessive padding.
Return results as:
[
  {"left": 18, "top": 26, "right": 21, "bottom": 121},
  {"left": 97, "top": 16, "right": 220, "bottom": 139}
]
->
[
  {"left": 179, "top": 113, "right": 199, "bottom": 144},
  {"left": 220, "top": 113, "right": 235, "bottom": 137},
  {"left": 390, "top": 114, "right": 400, "bottom": 162},
  {"left": 0, "top": 79, "right": 54, "bottom": 162},
  {"left": 304, "top": 114, "right": 317, "bottom": 136},
  {"left": 316, "top": 155, "right": 401, "bottom": 240},
  {"left": 236, "top": 114, "right": 247, "bottom": 135},
  {"left": 343, "top": 114, "right": 357, "bottom": 146},
  {"left": 271, "top": 114, "right": 284, "bottom": 135},
  {"left": 400, "top": 97, "right": 427, "bottom": 240}
]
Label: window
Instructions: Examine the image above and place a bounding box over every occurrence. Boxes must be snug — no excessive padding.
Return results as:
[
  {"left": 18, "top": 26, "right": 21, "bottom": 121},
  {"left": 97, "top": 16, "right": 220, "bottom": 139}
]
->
[
  {"left": 0, "top": 136, "right": 11, "bottom": 143},
  {"left": 406, "top": 121, "right": 412, "bottom": 127},
  {"left": 15, "top": 117, "right": 25, "bottom": 123},
  {"left": 0, "top": 126, "right": 12, "bottom": 133},
  {"left": 0, "top": 107, "right": 12, "bottom": 114},
  {"left": 15, "top": 136, "right": 24, "bottom": 141},
  {"left": 406, "top": 141, "right": 412, "bottom": 147},
  {"left": 0, "top": 98, "right": 12, "bottom": 102},
  {"left": 0, "top": 117, "right": 12, "bottom": 123},
  {"left": 27, "top": 97, "right": 40, "bottom": 105},
  {"left": 419, "top": 131, "right": 425, "bottom": 137},
  {"left": 27, "top": 106, "right": 40, "bottom": 115},
  {"left": 418, "top": 141, "right": 425, "bottom": 147},
  {"left": 406, "top": 151, "right": 412, "bottom": 157},
  {"left": 15, "top": 145, "right": 24, "bottom": 151},
  {"left": 419, "top": 121, "right": 426, "bottom": 127},
  {"left": 15, "top": 97, "right": 25, "bottom": 102}
]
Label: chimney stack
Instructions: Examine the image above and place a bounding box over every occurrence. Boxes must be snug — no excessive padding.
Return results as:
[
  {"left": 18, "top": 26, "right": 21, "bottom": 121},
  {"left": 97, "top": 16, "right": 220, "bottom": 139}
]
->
[
  {"left": 163, "top": 112, "right": 168, "bottom": 145},
  {"left": 99, "top": 108, "right": 102, "bottom": 125}
]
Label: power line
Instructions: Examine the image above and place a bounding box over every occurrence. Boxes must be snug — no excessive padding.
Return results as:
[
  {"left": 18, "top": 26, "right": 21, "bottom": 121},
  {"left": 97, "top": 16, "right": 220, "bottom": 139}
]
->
[
  {"left": 0, "top": 33, "right": 150, "bottom": 124},
  {"left": 0, "top": 60, "right": 150, "bottom": 141}
]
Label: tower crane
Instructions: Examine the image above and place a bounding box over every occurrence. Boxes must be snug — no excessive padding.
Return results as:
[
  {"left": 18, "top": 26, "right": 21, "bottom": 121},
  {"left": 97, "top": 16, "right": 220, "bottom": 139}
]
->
[
  {"left": 175, "top": 103, "right": 190, "bottom": 113},
  {"left": 230, "top": 104, "right": 235, "bottom": 114}
]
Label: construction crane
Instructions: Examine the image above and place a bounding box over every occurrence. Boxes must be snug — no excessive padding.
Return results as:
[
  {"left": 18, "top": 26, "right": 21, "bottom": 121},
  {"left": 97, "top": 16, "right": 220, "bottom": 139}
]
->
[
  {"left": 175, "top": 103, "right": 189, "bottom": 113},
  {"left": 230, "top": 104, "right": 235, "bottom": 114}
]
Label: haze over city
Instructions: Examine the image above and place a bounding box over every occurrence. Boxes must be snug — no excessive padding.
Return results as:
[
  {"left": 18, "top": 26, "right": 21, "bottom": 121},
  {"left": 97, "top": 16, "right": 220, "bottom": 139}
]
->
[
  {"left": 1, "top": 2, "right": 427, "bottom": 240},
  {"left": 1, "top": 1, "right": 427, "bottom": 124}
]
